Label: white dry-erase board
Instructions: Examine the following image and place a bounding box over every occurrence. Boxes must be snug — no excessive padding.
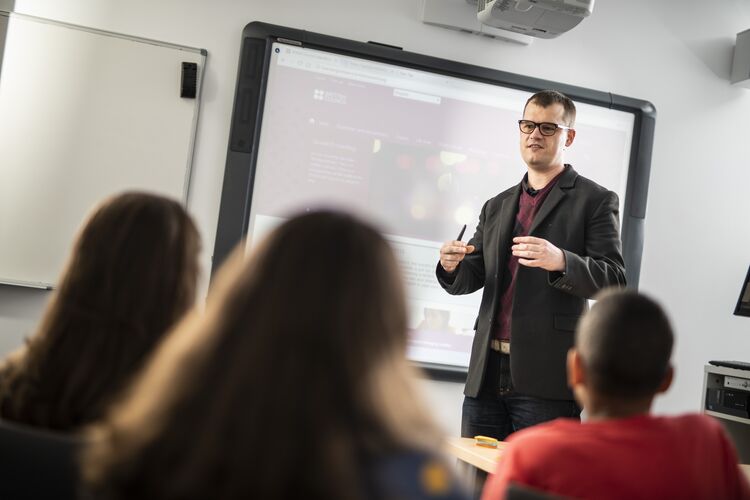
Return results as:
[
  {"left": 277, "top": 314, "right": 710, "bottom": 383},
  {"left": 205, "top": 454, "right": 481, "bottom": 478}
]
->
[
  {"left": 214, "top": 23, "right": 655, "bottom": 376},
  {"left": 0, "top": 12, "right": 205, "bottom": 288}
]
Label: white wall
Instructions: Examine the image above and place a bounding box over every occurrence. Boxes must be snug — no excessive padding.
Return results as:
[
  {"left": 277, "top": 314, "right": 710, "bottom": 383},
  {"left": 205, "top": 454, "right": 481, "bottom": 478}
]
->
[{"left": 1, "top": 0, "right": 749, "bottom": 435}]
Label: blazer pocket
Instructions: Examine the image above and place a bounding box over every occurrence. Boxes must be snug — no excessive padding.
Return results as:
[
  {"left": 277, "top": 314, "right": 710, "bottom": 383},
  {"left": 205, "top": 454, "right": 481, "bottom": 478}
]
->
[{"left": 553, "top": 314, "right": 581, "bottom": 332}]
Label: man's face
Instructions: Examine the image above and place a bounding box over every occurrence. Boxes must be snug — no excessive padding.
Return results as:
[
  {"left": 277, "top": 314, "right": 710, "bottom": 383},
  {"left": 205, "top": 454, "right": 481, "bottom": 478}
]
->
[{"left": 519, "top": 102, "right": 575, "bottom": 172}]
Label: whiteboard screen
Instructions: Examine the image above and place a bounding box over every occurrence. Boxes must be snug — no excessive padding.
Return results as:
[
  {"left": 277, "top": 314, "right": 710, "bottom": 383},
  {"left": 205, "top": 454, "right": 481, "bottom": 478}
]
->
[
  {"left": 215, "top": 23, "right": 655, "bottom": 374},
  {"left": 0, "top": 12, "right": 205, "bottom": 288}
]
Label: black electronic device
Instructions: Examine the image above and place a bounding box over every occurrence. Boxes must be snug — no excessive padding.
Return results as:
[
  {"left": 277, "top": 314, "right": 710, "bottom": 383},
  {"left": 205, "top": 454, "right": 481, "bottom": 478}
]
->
[
  {"left": 709, "top": 360, "right": 750, "bottom": 371},
  {"left": 706, "top": 387, "right": 750, "bottom": 419},
  {"left": 181, "top": 62, "right": 198, "bottom": 98}
]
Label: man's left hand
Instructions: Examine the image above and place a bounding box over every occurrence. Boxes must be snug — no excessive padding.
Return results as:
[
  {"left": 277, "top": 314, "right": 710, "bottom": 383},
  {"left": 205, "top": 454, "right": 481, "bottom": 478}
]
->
[{"left": 512, "top": 236, "right": 565, "bottom": 271}]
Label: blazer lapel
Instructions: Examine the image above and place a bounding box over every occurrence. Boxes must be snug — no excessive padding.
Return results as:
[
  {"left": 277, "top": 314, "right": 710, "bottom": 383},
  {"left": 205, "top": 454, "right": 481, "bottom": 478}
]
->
[
  {"left": 529, "top": 187, "right": 565, "bottom": 235},
  {"left": 528, "top": 166, "right": 578, "bottom": 235},
  {"left": 494, "top": 184, "right": 522, "bottom": 268}
]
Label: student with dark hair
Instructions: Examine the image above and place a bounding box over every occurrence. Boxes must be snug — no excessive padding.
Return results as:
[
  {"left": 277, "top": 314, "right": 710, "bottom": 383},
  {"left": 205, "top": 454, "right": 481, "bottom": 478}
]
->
[
  {"left": 482, "top": 289, "right": 750, "bottom": 500},
  {"left": 82, "top": 211, "right": 468, "bottom": 500},
  {"left": 0, "top": 192, "right": 201, "bottom": 431}
]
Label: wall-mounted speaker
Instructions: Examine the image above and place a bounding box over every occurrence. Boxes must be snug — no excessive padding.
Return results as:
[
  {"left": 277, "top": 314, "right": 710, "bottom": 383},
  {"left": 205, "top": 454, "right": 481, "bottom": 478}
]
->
[{"left": 731, "top": 29, "right": 750, "bottom": 87}]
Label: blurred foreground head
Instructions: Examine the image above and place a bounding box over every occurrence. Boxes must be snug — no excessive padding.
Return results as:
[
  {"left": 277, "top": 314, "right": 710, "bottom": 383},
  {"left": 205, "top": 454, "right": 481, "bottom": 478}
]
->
[
  {"left": 0, "top": 191, "right": 201, "bottom": 431},
  {"left": 84, "top": 210, "right": 439, "bottom": 500}
]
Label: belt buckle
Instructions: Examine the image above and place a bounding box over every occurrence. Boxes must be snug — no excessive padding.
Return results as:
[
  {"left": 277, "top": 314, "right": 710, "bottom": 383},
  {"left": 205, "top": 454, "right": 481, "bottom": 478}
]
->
[
  {"left": 491, "top": 339, "right": 511, "bottom": 354},
  {"left": 500, "top": 341, "right": 510, "bottom": 354}
]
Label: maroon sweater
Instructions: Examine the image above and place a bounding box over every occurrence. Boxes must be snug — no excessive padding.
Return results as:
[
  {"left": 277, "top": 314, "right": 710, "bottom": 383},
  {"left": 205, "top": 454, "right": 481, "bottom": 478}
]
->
[{"left": 492, "top": 167, "right": 565, "bottom": 341}]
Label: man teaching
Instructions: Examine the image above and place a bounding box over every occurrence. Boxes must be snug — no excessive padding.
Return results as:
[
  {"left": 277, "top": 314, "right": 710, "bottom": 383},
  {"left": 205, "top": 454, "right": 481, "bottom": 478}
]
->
[{"left": 436, "top": 89, "right": 626, "bottom": 440}]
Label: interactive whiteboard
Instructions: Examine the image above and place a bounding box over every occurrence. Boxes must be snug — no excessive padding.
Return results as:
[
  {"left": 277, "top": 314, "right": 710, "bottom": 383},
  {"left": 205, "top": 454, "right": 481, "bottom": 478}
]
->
[{"left": 215, "top": 22, "right": 655, "bottom": 374}]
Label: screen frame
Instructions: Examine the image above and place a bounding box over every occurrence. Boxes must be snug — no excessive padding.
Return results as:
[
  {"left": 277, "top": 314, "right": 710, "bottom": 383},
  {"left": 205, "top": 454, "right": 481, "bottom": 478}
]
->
[
  {"left": 735, "top": 265, "right": 750, "bottom": 318},
  {"left": 213, "top": 21, "right": 657, "bottom": 379}
]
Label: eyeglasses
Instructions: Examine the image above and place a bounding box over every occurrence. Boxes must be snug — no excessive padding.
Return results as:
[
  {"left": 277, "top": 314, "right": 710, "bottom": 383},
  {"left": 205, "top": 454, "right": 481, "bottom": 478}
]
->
[{"left": 518, "top": 120, "right": 571, "bottom": 136}]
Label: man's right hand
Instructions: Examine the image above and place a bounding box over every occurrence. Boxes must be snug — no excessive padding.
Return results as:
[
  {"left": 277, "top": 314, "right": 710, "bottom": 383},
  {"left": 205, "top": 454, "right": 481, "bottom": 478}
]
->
[{"left": 439, "top": 240, "right": 476, "bottom": 273}]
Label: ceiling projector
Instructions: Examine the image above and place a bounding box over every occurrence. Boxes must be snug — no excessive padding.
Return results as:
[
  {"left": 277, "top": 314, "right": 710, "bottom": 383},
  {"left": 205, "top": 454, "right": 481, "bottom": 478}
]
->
[{"left": 475, "top": 0, "right": 594, "bottom": 39}]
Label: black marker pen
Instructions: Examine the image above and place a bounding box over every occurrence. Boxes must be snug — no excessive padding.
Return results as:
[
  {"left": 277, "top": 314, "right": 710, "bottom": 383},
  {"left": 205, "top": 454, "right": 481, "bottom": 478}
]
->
[{"left": 457, "top": 224, "right": 467, "bottom": 242}]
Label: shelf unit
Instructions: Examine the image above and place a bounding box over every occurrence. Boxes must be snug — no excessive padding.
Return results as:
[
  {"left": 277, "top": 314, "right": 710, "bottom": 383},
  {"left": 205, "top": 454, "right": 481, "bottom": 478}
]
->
[{"left": 702, "top": 364, "right": 750, "bottom": 463}]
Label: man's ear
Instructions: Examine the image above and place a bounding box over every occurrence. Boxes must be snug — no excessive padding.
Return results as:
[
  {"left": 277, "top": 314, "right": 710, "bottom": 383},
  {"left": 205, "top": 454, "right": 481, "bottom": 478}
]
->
[
  {"left": 567, "top": 348, "right": 585, "bottom": 388},
  {"left": 565, "top": 128, "right": 576, "bottom": 147},
  {"left": 657, "top": 364, "right": 674, "bottom": 394}
]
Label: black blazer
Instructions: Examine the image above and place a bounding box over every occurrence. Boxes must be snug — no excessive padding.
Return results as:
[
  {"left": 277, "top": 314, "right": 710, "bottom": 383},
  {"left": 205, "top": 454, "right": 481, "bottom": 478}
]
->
[{"left": 437, "top": 166, "right": 626, "bottom": 400}]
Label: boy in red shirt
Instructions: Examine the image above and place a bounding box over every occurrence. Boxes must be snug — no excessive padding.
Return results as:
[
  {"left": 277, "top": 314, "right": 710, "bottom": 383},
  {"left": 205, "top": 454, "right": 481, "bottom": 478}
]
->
[{"left": 482, "top": 290, "right": 750, "bottom": 500}]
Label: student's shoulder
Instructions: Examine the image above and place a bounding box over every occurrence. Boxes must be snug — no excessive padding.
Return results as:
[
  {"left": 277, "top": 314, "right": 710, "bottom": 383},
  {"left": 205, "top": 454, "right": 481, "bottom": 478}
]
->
[
  {"left": 642, "top": 413, "right": 738, "bottom": 455},
  {"left": 663, "top": 413, "right": 728, "bottom": 436},
  {"left": 505, "top": 418, "right": 581, "bottom": 453},
  {"left": 368, "top": 449, "right": 470, "bottom": 500}
]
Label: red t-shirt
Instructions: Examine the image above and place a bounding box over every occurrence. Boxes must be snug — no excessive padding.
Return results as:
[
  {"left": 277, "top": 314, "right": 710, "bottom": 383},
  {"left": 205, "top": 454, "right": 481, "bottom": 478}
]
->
[{"left": 482, "top": 414, "right": 750, "bottom": 500}]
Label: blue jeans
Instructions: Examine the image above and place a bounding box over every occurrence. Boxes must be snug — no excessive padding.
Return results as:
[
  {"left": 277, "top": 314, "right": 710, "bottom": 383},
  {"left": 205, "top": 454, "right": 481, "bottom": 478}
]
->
[{"left": 461, "top": 351, "right": 580, "bottom": 440}]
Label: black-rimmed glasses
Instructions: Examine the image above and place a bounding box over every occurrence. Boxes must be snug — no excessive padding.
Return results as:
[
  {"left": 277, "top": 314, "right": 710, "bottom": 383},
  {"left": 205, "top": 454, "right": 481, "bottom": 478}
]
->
[{"left": 518, "top": 120, "right": 571, "bottom": 136}]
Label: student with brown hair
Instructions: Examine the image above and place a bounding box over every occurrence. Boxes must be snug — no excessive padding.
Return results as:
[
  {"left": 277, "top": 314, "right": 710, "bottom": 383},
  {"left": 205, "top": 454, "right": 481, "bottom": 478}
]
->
[
  {"left": 82, "top": 211, "right": 468, "bottom": 500},
  {"left": 482, "top": 289, "right": 750, "bottom": 500},
  {"left": 0, "top": 191, "right": 201, "bottom": 432}
]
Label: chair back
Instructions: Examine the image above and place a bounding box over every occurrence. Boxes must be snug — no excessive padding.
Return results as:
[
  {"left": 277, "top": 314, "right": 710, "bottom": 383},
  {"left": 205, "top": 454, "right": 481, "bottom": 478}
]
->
[
  {"left": 0, "top": 419, "right": 82, "bottom": 500},
  {"left": 506, "top": 482, "right": 565, "bottom": 500}
]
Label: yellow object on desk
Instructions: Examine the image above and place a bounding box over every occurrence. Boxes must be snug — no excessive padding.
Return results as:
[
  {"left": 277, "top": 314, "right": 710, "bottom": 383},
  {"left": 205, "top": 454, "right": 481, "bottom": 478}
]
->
[
  {"left": 474, "top": 435, "right": 499, "bottom": 448},
  {"left": 444, "top": 437, "right": 506, "bottom": 474}
]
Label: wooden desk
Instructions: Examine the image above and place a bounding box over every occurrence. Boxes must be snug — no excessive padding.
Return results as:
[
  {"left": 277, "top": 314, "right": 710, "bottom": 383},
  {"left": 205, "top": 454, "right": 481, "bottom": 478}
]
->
[{"left": 444, "top": 437, "right": 506, "bottom": 474}]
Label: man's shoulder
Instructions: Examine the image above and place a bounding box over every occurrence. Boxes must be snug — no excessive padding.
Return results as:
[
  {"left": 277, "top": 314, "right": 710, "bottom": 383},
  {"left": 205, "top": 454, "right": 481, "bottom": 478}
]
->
[
  {"left": 495, "top": 183, "right": 521, "bottom": 200},
  {"left": 569, "top": 171, "right": 615, "bottom": 198},
  {"left": 482, "top": 183, "right": 521, "bottom": 213}
]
